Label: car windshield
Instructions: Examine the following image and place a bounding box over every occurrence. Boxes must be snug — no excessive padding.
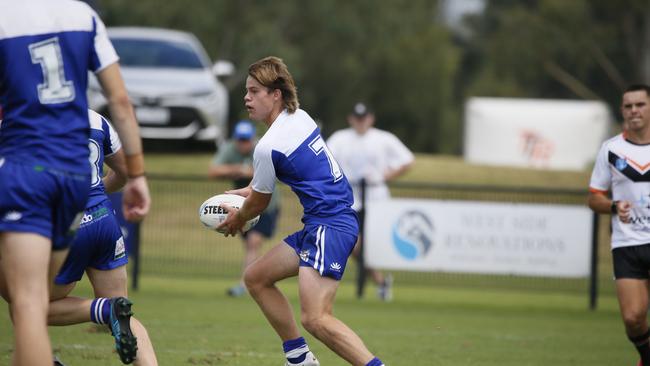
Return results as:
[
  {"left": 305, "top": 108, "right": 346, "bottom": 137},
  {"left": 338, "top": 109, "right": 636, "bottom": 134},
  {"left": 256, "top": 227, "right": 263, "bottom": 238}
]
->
[{"left": 111, "top": 37, "right": 205, "bottom": 69}]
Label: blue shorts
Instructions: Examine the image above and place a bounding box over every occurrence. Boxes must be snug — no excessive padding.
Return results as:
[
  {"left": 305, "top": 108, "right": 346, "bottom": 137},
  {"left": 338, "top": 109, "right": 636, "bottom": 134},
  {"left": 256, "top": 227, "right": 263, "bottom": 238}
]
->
[
  {"left": 284, "top": 224, "right": 358, "bottom": 281},
  {"left": 245, "top": 209, "right": 279, "bottom": 238},
  {"left": 0, "top": 158, "right": 90, "bottom": 250},
  {"left": 55, "top": 199, "right": 128, "bottom": 285}
]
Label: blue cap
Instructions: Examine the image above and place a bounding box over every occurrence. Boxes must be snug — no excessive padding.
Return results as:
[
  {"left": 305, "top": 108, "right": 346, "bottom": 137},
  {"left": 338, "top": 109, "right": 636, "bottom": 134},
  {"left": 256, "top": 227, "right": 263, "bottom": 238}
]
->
[{"left": 233, "top": 120, "right": 255, "bottom": 140}]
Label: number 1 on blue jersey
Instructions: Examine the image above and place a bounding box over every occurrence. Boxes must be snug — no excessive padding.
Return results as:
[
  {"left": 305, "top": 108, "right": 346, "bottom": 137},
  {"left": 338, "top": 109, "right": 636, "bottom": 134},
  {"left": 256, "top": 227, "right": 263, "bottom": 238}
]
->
[{"left": 29, "top": 37, "right": 75, "bottom": 104}]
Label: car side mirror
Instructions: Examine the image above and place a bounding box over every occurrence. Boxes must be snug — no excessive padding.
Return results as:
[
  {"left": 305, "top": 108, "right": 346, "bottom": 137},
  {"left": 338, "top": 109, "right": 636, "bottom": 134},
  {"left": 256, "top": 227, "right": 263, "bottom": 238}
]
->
[{"left": 212, "top": 60, "right": 235, "bottom": 78}]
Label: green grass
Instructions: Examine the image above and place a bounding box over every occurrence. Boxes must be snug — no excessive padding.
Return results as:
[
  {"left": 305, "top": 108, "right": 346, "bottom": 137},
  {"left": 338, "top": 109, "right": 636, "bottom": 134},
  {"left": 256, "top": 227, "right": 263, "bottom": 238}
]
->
[
  {"left": 144, "top": 153, "right": 591, "bottom": 190},
  {"left": 0, "top": 274, "right": 631, "bottom": 365}
]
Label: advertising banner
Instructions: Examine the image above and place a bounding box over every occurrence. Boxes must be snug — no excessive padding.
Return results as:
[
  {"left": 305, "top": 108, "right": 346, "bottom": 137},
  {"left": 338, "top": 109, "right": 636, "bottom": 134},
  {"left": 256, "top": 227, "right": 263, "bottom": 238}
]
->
[
  {"left": 365, "top": 198, "right": 593, "bottom": 278},
  {"left": 463, "top": 97, "right": 611, "bottom": 170}
]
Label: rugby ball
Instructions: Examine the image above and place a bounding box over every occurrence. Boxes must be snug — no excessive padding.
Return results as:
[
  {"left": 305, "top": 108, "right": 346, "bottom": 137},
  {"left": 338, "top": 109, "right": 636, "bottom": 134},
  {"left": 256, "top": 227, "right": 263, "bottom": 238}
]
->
[{"left": 199, "top": 194, "right": 260, "bottom": 233}]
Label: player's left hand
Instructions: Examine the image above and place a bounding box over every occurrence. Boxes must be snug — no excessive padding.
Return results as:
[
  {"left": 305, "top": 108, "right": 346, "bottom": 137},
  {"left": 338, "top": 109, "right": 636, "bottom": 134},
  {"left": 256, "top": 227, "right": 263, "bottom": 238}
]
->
[
  {"left": 217, "top": 204, "right": 245, "bottom": 236},
  {"left": 618, "top": 200, "right": 633, "bottom": 223},
  {"left": 225, "top": 186, "right": 252, "bottom": 198}
]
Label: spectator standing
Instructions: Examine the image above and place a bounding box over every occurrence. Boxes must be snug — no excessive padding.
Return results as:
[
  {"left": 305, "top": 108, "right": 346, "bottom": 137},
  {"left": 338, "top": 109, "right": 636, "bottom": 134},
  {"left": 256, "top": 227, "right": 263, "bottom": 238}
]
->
[
  {"left": 209, "top": 120, "right": 281, "bottom": 297},
  {"left": 588, "top": 84, "right": 650, "bottom": 366},
  {"left": 327, "top": 102, "right": 414, "bottom": 301}
]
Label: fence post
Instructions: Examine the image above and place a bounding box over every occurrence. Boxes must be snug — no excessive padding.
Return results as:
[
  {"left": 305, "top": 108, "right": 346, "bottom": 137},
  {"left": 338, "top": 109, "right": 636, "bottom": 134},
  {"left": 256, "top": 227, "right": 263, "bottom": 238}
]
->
[
  {"left": 356, "top": 178, "right": 367, "bottom": 299},
  {"left": 589, "top": 212, "right": 600, "bottom": 310},
  {"left": 131, "top": 223, "right": 141, "bottom": 291}
]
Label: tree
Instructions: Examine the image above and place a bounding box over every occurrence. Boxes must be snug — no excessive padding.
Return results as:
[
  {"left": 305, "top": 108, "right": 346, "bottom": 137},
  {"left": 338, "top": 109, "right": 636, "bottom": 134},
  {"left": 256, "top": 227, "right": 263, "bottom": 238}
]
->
[
  {"left": 462, "top": 0, "right": 650, "bottom": 115},
  {"left": 99, "top": 0, "right": 461, "bottom": 153}
]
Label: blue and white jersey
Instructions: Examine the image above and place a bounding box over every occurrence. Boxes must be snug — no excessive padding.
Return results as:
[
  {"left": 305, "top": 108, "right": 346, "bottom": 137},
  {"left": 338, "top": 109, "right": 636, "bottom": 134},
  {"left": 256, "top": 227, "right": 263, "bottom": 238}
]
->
[
  {"left": 252, "top": 109, "right": 358, "bottom": 235},
  {"left": 87, "top": 110, "right": 122, "bottom": 208},
  {"left": 0, "top": 0, "right": 119, "bottom": 174}
]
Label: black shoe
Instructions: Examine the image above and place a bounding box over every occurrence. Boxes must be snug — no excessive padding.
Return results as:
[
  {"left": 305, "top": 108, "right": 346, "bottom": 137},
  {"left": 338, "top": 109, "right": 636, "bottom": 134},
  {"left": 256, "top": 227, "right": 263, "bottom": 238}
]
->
[
  {"left": 53, "top": 356, "right": 67, "bottom": 366},
  {"left": 108, "top": 297, "right": 138, "bottom": 364}
]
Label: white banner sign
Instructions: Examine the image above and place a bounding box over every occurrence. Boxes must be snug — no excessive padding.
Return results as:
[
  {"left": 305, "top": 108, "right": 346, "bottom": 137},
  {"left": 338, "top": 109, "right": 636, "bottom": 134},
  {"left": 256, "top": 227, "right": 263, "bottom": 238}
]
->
[
  {"left": 463, "top": 97, "right": 611, "bottom": 170},
  {"left": 365, "top": 199, "right": 593, "bottom": 278}
]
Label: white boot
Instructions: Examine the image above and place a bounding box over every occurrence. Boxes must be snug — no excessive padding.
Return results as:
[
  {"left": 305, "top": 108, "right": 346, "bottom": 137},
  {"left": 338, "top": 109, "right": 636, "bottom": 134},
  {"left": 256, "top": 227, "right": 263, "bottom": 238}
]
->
[{"left": 285, "top": 351, "right": 320, "bottom": 366}]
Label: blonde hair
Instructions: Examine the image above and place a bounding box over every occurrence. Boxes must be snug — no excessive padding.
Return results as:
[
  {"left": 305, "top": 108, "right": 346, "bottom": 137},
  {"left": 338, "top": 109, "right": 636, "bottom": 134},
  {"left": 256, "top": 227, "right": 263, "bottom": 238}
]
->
[{"left": 248, "top": 56, "right": 299, "bottom": 113}]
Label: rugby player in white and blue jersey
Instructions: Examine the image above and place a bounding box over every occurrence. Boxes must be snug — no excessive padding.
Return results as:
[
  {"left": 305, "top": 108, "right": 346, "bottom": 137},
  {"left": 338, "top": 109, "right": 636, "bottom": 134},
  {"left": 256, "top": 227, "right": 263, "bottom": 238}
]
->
[
  {"left": 218, "top": 57, "right": 385, "bottom": 366},
  {"left": 0, "top": 1, "right": 150, "bottom": 364},
  {"left": 589, "top": 84, "right": 650, "bottom": 366},
  {"left": 46, "top": 110, "right": 158, "bottom": 365}
]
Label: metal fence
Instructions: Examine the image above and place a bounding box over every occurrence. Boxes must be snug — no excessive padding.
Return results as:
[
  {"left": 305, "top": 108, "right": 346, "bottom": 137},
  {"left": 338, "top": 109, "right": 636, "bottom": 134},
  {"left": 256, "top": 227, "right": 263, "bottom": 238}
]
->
[{"left": 130, "top": 175, "right": 611, "bottom": 305}]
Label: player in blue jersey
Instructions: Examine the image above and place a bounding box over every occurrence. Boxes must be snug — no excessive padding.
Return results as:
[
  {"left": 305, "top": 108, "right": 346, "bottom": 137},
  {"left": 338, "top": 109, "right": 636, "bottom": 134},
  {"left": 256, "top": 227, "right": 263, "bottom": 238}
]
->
[
  {"left": 45, "top": 110, "right": 158, "bottom": 365},
  {"left": 218, "top": 57, "right": 385, "bottom": 366},
  {"left": 0, "top": 1, "right": 150, "bottom": 365}
]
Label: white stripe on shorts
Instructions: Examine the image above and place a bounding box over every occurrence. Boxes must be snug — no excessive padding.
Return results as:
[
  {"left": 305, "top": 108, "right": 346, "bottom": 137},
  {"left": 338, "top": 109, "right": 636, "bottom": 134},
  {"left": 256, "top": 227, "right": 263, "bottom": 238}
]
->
[
  {"left": 313, "top": 225, "right": 323, "bottom": 272},
  {"left": 319, "top": 227, "right": 326, "bottom": 275}
]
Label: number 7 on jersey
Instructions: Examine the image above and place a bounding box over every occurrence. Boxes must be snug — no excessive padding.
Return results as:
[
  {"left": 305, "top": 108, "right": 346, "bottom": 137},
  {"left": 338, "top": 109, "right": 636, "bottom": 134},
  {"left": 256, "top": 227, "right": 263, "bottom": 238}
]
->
[{"left": 309, "top": 135, "right": 344, "bottom": 182}]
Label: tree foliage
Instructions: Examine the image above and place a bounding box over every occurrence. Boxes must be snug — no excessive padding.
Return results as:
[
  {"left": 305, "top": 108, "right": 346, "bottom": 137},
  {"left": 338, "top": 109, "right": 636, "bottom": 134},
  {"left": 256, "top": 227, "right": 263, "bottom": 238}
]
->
[
  {"left": 99, "top": 0, "right": 459, "bottom": 153},
  {"left": 98, "top": 0, "right": 648, "bottom": 152},
  {"left": 463, "top": 0, "right": 650, "bottom": 118}
]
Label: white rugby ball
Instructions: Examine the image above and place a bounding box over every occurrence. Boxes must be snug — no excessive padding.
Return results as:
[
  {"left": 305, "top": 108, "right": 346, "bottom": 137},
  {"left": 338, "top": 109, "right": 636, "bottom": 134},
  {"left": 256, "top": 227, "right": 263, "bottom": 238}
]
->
[{"left": 199, "top": 194, "right": 260, "bottom": 233}]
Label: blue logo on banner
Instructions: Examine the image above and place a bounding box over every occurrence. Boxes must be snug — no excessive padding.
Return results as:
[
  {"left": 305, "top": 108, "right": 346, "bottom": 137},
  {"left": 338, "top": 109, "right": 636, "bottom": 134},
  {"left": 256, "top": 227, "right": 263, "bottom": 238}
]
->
[
  {"left": 615, "top": 158, "right": 628, "bottom": 171},
  {"left": 391, "top": 210, "right": 434, "bottom": 261}
]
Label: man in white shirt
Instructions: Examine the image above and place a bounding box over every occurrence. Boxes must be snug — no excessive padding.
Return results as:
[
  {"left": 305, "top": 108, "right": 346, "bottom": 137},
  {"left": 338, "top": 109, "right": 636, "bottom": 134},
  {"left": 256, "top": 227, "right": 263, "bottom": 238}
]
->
[
  {"left": 327, "top": 103, "right": 414, "bottom": 301},
  {"left": 588, "top": 84, "right": 650, "bottom": 366}
]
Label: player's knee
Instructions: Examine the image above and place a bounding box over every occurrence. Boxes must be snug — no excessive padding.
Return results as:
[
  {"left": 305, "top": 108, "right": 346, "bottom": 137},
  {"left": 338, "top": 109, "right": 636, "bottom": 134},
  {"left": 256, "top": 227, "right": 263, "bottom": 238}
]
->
[
  {"left": 244, "top": 241, "right": 262, "bottom": 253},
  {"left": 9, "top": 282, "right": 48, "bottom": 303},
  {"left": 622, "top": 309, "right": 646, "bottom": 330},
  {"left": 49, "top": 283, "right": 75, "bottom": 301},
  {"left": 243, "top": 266, "right": 265, "bottom": 293},
  {"left": 11, "top": 295, "right": 48, "bottom": 317},
  {"left": 301, "top": 313, "right": 327, "bottom": 336},
  {"left": 245, "top": 233, "right": 263, "bottom": 249}
]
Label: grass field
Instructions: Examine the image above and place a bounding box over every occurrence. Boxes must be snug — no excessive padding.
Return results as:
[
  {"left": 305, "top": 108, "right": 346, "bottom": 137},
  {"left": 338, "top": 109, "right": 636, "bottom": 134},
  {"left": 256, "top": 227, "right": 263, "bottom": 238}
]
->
[
  {"left": 0, "top": 153, "right": 628, "bottom": 365},
  {"left": 144, "top": 152, "right": 591, "bottom": 190},
  {"left": 0, "top": 274, "right": 632, "bottom": 365}
]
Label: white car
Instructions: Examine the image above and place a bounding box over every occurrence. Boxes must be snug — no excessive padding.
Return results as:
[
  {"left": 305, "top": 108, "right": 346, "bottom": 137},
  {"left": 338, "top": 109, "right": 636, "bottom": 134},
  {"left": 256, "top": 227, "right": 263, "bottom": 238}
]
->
[{"left": 88, "top": 27, "right": 232, "bottom": 145}]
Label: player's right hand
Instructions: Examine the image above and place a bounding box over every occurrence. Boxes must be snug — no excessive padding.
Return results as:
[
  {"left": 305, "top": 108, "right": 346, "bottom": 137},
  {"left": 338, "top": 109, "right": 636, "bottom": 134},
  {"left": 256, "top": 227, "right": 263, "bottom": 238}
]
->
[
  {"left": 123, "top": 176, "right": 151, "bottom": 222},
  {"left": 216, "top": 204, "right": 245, "bottom": 237}
]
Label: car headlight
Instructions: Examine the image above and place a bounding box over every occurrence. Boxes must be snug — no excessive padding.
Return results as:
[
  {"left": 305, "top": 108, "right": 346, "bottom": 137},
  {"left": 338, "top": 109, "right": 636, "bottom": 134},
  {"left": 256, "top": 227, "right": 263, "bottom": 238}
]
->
[{"left": 193, "top": 90, "right": 220, "bottom": 105}]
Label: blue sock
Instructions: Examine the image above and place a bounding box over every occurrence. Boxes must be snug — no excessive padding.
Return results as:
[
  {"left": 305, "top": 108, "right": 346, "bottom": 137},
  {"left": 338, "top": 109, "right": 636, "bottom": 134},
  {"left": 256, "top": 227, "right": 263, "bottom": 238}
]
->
[
  {"left": 365, "top": 357, "right": 384, "bottom": 366},
  {"left": 90, "top": 298, "right": 111, "bottom": 325},
  {"left": 283, "top": 336, "right": 310, "bottom": 364}
]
